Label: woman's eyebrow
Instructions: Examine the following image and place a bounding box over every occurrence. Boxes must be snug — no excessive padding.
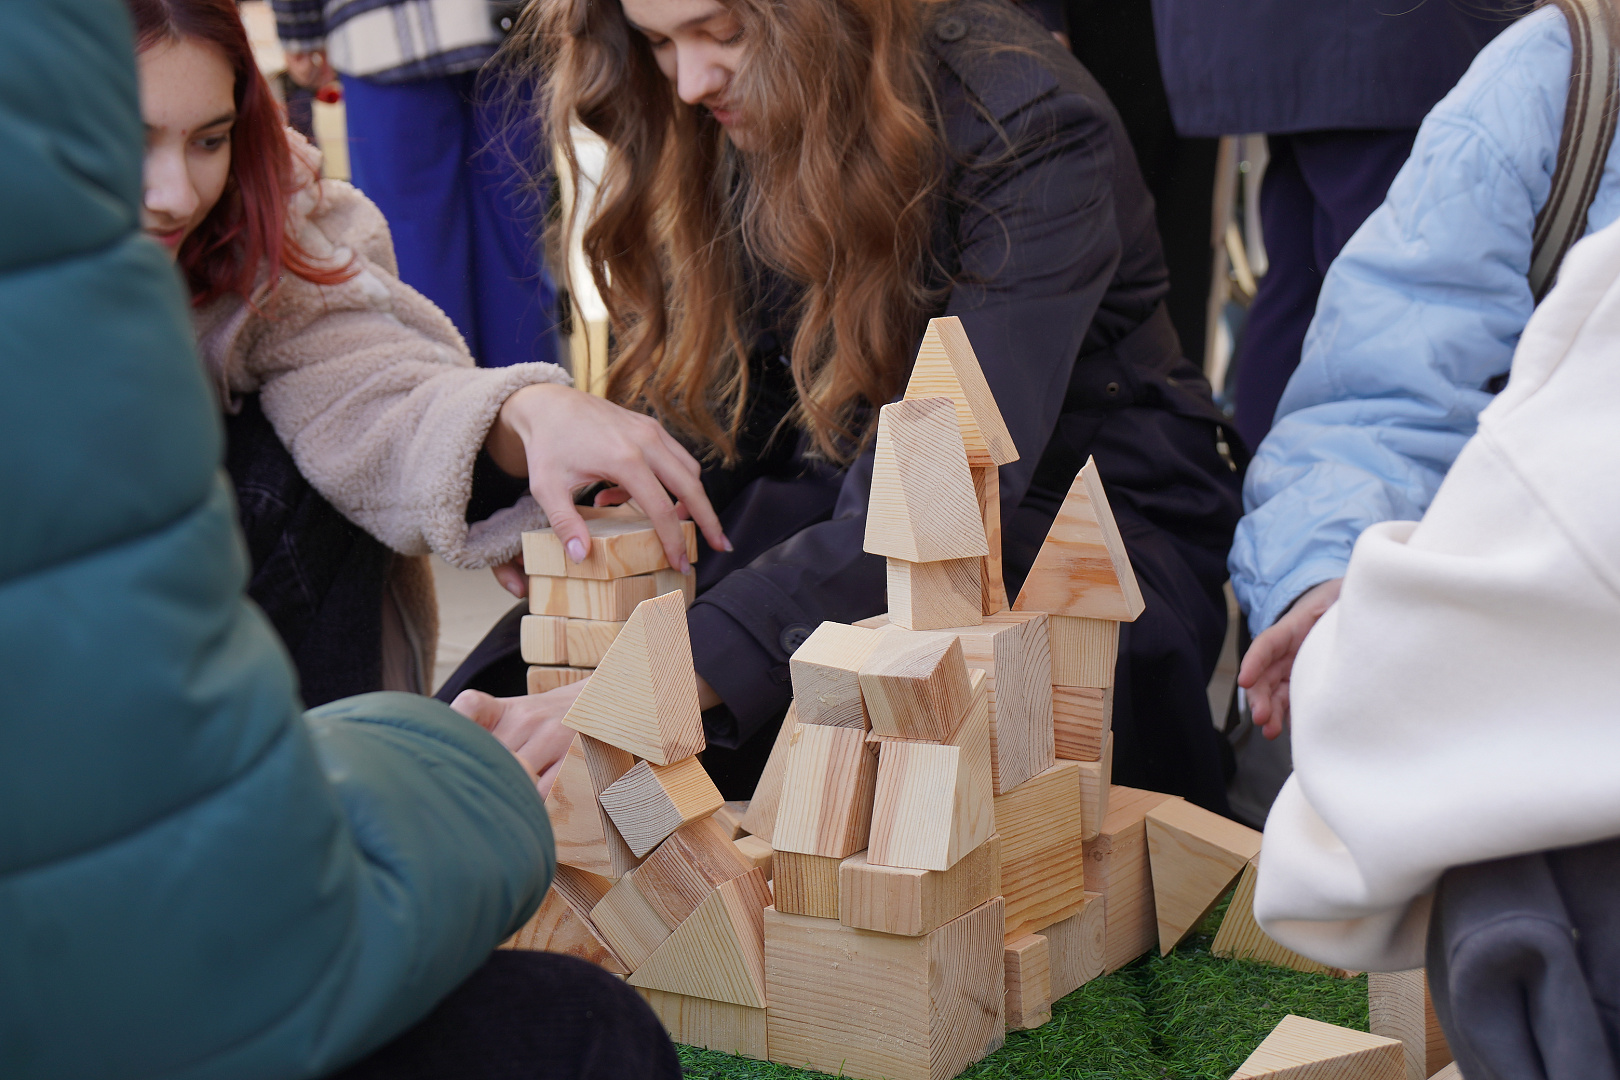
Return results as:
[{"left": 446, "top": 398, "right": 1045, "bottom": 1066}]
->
[
  {"left": 627, "top": 7, "right": 730, "bottom": 36},
  {"left": 196, "top": 111, "right": 237, "bottom": 130}
]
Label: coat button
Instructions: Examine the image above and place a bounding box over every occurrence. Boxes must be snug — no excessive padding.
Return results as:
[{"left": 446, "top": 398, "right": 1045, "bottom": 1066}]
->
[
  {"left": 1106, "top": 381, "right": 1120, "bottom": 395},
  {"left": 935, "top": 16, "right": 967, "bottom": 41},
  {"left": 780, "top": 623, "right": 814, "bottom": 656}
]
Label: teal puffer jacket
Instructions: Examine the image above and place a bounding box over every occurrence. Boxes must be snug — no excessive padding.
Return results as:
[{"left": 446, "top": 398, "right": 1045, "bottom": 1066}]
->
[{"left": 0, "top": 3, "right": 553, "bottom": 1078}]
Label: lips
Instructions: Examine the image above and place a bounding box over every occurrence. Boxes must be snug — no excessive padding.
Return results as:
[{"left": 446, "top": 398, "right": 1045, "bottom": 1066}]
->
[
  {"left": 708, "top": 104, "right": 736, "bottom": 126},
  {"left": 148, "top": 227, "right": 186, "bottom": 249}
]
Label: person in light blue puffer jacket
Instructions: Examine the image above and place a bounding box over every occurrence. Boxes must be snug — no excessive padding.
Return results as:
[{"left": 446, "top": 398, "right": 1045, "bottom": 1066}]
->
[{"left": 1230, "top": 4, "right": 1620, "bottom": 738}]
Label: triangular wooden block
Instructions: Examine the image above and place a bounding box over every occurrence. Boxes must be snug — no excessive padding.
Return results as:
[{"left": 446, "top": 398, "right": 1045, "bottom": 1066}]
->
[
  {"left": 545, "top": 732, "right": 640, "bottom": 878},
  {"left": 635, "top": 815, "right": 757, "bottom": 930},
  {"left": 1231, "top": 1014, "right": 1404, "bottom": 1080},
  {"left": 864, "top": 397, "right": 989, "bottom": 563},
  {"left": 562, "top": 590, "right": 704, "bottom": 764},
  {"left": 739, "top": 706, "right": 797, "bottom": 843},
  {"left": 1146, "top": 799, "right": 1262, "bottom": 955},
  {"left": 628, "top": 868, "right": 771, "bottom": 1008},
  {"left": 1013, "top": 457, "right": 1144, "bottom": 622},
  {"left": 505, "top": 866, "right": 628, "bottom": 975},
  {"left": 1211, "top": 858, "right": 1356, "bottom": 978},
  {"left": 904, "top": 316, "right": 1018, "bottom": 467}
]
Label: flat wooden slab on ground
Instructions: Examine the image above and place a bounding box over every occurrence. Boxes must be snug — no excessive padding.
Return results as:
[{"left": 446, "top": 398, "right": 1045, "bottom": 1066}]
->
[
  {"left": 1146, "top": 798, "right": 1263, "bottom": 955},
  {"left": 1004, "top": 933, "right": 1053, "bottom": 1031},
  {"left": 638, "top": 987, "right": 768, "bottom": 1061},
  {"left": 629, "top": 868, "right": 772, "bottom": 1009},
  {"left": 903, "top": 315, "right": 1018, "bottom": 468},
  {"left": 1230, "top": 1014, "right": 1404, "bottom": 1080},
  {"left": 864, "top": 397, "right": 989, "bottom": 564},
  {"left": 1084, "top": 785, "right": 1182, "bottom": 973},
  {"left": 1013, "top": 457, "right": 1144, "bottom": 622},
  {"left": 1044, "top": 891, "right": 1106, "bottom": 998},
  {"left": 522, "top": 507, "right": 697, "bottom": 580}
]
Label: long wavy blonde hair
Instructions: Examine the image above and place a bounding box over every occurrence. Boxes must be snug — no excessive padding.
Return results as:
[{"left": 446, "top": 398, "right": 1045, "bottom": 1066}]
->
[{"left": 512, "top": 0, "right": 943, "bottom": 464}]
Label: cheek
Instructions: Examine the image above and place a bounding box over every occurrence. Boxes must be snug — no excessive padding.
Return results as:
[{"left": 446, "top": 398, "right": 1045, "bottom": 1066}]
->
[{"left": 194, "top": 149, "right": 232, "bottom": 223}]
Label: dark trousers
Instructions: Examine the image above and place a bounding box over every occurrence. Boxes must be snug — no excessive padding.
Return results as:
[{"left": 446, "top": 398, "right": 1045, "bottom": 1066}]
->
[
  {"left": 1232, "top": 129, "right": 1417, "bottom": 450},
  {"left": 327, "top": 951, "right": 681, "bottom": 1080},
  {"left": 340, "top": 72, "right": 560, "bottom": 370}
]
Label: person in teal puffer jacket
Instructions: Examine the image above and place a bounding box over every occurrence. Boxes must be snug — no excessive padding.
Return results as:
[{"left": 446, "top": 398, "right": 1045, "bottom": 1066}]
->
[{"left": 0, "top": 2, "right": 675, "bottom": 1077}]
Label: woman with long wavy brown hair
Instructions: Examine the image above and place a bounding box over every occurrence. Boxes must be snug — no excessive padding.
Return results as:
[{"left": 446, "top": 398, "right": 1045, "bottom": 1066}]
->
[{"left": 460, "top": 0, "right": 1247, "bottom": 812}]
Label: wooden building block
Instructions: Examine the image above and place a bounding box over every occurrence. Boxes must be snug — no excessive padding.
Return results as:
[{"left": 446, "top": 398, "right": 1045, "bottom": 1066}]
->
[
  {"left": 504, "top": 867, "right": 628, "bottom": 974},
  {"left": 1013, "top": 457, "right": 1144, "bottom": 622},
  {"left": 1231, "top": 1014, "right": 1404, "bottom": 1080},
  {"left": 790, "top": 622, "right": 885, "bottom": 728},
  {"left": 1211, "top": 857, "right": 1356, "bottom": 977},
  {"left": 598, "top": 756, "right": 725, "bottom": 858},
  {"left": 864, "top": 397, "right": 990, "bottom": 563},
  {"left": 520, "top": 615, "right": 569, "bottom": 665},
  {"left": 1146, "top": 799, "right": 1263, "bottom": 955},
  {"left": 903, "top": 316, "right": 1019, "bottom": 468},
  {"left": 715, "top": 800, "right": 749, "bottom": 839},
  {"left": 529, "top": 572, "right": 660, "bottom": 621},
  {"left": 765, "top": 897, "right": 1007, "bottom": 1080},
  {"left": 995, "top": 760, "right": 1088, "bottom": 941},
  {"left": 1083, "top": 785, "right": 1182, "bottom": 973},
  {"left": 839, "top": 833, "right": 1001, "bottom": 937},
  {"left": 638, "top": 988, "right": 767, "bottom": 1060},
  {"left": 1043, "top": 891, "right": 1106, "bottom": 998},
  {"left": 522, "top": 508, "right": 697, "bottom": 580},
  {"left": 545, "top": 732, "right": 640, "bottom": 879},
  {"left": 887, "top": 556, "right": 983, "bottom": 631},
  {"left": 527, "top": 665, "right": 593, "bottom": 694},
  {"left": 1054, "top": 685, "right": 1112, "bottom": 761},
  {"left": 1004, "top": 933, "right": 1052, "bottom": 1031},
  {"left": 1428, "top": 1065, "right": 1464, "bottom": 1080},
  {"left": 654, "top": 565, "right": 695, "bottom": 606},
  {"left": 635, "top": 816, "right": 756, "bottom": 930},
  {"left": 734, "top": 833, "right": 773, "bottom": 878},
  {"left": 1369, "top": 970, "right": 1452, "bottom": 1080},
  {"left": 1049, "top": 614, "right": 1118, "bottom": 688},
  {"left": 562, "top": 590, "right": 704, "bottom": 765},
  {"left": 590, "top": 870, "right": 672, "bottom": 971},
  {"left": 772, "top": 723, "right": 879, "bottom": 859},
  {"left": 562, "top": 618, "right": 623, "bottom": 669},
  {"left": 973, "top": 464, "right": 1010, "bottom": 615},
  {"left": 858, "top": 630, "right": 973, "bottom": 741},
  {"left": 773, "top": 850, "right": 843, "bottom": 919},
  {"left": 629, "top": 868, "right": 772, "bottom": 1008},
  {"left": 1076, "top": 735, "right": 1112, "bottom": 840},
  {"left": 739, "top": 707, "right": 797, "bottom": 843}
]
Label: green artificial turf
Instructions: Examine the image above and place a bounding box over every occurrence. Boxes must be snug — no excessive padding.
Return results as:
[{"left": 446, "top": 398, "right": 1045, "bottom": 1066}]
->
[{"left": 676, "top": 895, "right": 1369, "bottom": 1080}]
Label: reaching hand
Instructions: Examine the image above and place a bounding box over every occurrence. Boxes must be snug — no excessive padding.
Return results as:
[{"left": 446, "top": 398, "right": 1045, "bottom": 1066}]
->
[
  {"left": 1237, "top": 578, "right": 1343, "bottom": 740},
  {"left": 450, "top": 680, "right": 588, "bottom": 797}
]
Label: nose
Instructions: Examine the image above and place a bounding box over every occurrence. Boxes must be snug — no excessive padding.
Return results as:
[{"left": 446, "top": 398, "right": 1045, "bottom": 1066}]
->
[
  {"left": 674, "top": 43, "right": 728, "bottom": 106},
  {"left": 143, "top": 143, "right": 198, "bottom": 225}
]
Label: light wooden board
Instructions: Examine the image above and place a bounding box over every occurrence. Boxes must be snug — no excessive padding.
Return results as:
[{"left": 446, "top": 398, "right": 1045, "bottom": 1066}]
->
[
  {"left": 734, "top": 833, "right": 773, "bottom": 878},
  {"left": 629, "top": 868, "right": 771, "bottom": 1009},
  {"left": 522, "top": 509, "right": 697, "bottom": 580},
  {"left": 773, "top": 850, "right": 843, "bottom": 919},
  {"left": 564, "top": 618, "right": 624, "bottom": 669},
  {"left": 1004, "top": 933, "right": 1052, "bottom": 1030},
  {"left": 1013, "top": 457, "right": 1144, "bottom": 622},
  {"left": 598, "top": 756, "right": 725, "bottom": 858},
  {"left": 858, "top": 630, "right": 972, "bottom": 741},
  {"left": 1231, "top": 1014, "right": 1404, "bottom": 1080},
  {"left": 995, "top": 760, "right": 1088, "bottom": 941},
  {"left": 1211, "top": 857, "right": 1357, "bottom": 977},
  {"left": 527, "top": 665, "right": 594, "bottom": 694},
  {"left": 1043, "top": 891, "right": 1105, "bottom": 998},
  {"left": 772, "top": 723, "right": 878, "bottom": 859},
  {"left": 1049, "top": 614, "right": 1118, "bottom": 688},
  {"left": 789, "top": 622, "right": 885, "bottom": 728},
  {"left": 864, "top": 397, "right": 990, "bottom": 563},
  {"left": 1145, "top": 799, "right": 1262, "bottom": 955},
  {"left": 972, "top": 464, "right": 1010, "bottom": 614},
  {"left": 544, "top": 732, "right": 640, "bottom": 879},
  {"left": 1053, "top": 685, "right": 1112, "bottom": 762},
  {"left": 1369, "top": 970, "right": 1452, "bottom": 1080},
  {"left": 590, "top": 869, "right": 671, "bottom": 971},
  {"left": 1083, "top": 785, "right": 1182, "bottom": 973},
  {"left": 529, "top": 572, "right": 661, "bottom": 620},
  {"left": 739, "top": 706, "right": 797, "bottom": 843},
  {"left": 520, "top": 615, "right": 569, "bottom": 665},
  {"left": 562, "top": 590, "right": 704, "bottom": 765},
  {"left": 638, "top": 987, "right": 768, "bottom": 1060},
  {"left": 654, "top": 565, "right": 695, "bottom": 607},
  {"left": 1076, "top": 734, "right": 1112, "bottom": 840},
  {"left": 903, "top": 315, "right": 1018, "bottom": 468},
  {"left": 765, "top": 897, "right": 1007, "bottom": 1080},
  {"left": 634, "top": 815, "right": 756, "bottom": 930},
  {"left": 887, "top": 556, "right": 983, "bottom": 631},
  {"left": 839, "top": 833, "right": 1001, "bottom": 937}
]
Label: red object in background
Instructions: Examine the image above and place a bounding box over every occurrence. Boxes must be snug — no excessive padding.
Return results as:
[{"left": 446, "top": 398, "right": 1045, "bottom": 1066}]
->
[{"left": 316, "top": 83, "right": 342, "bottom": 105}]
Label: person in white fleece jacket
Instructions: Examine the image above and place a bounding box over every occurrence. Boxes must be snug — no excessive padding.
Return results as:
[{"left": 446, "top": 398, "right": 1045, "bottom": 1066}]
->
[{"left": 1254, "top": 212, "right": 1620, "bottom": 1078}]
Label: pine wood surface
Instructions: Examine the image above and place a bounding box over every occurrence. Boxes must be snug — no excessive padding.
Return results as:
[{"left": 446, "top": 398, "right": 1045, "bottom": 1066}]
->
[
  {"left": 598, "top": 756, "right": 725, "bottom": 858},
  {"left": 733, "top": 833, "right": 774, "bottom": 877},
  {"left": 839, "top": 833, "right": 1001, "bottom": 937},
  {"left": 1211, "top": 858, "right": 1356, "bottom": 978},
  {"left": 589, "top": 870, "right": 672, "bottom": 971},
  {"left": 1084, "top": 785, "right": 1182, "bottom": 973},
  {"left": 1076, "top": 735, "right": 1113, "bottom": 841},
  {"left": 903, "top": 316, "right": 1019, "bottom": 468},
  {"left": 739, "top": 706, "right": 798, "bottom": 843},
  {"left": 789, "top": 622, "right": 885, "bottom": 728},
  {"left": 504, "top": 876, "right": 628, "bottom": 974},
  {"left": 1145, "top": 799, "right": 1262, "bottom": 955},
  {"left": 764, "top": 897, "right": 1007, "bottom": 1080},
  {"left": 519, "top": 614, "right": 569, "bottom": 665},
  {"left": 771, "top": 722, "right": 878, "bottom": 858},
  {"left": 629, "top": 868, "right": 772, "bottom": 1009},
  {"left": 1043, "top": 891, "right": 1106, "bottom": 998},
  {"left": 562, "top": 590, "right": 704, "bottom": 765},
  {"left": 528, "top": 572, "right": 661, "bottom": 620},
  {"left": 563, "top": 618, "right": 624, "bottom": 669},
  {"left": 638, "top": 988, "right": 769, "bottom": 1061},
  {"left": 1049, "top": 614, "right": 1119, "bottom": 688},
  {"left": 1231, "top": 1014, "right": 1404, "bottom": 1080},
  {"left": 887, "top": 556, "right": 984, "bottom": 631},
  {"left": 1013, "top": 457, "right": 1144, "bottom": 622},
  {"left": 863, "top": 397, "right": 989, "bottom": 563},
  {"left": 654, "top": 565, "right": 696, "bottom": 607},
  {"left": 527, "top": 665, "right": 594, "bottom": 694},
  {"left": 772, "top": 850, "right": 844, "bottom": 919},
  {"left": 1053, "top": 685, "right": 1112, "bottom": 762},
  {"left": 972, "top": 464, "right": 1010, "bottom": 614},
  {"left": 858, "top": 630, "right": 973, "bottom": 741},
  {"left": 1428, "top": 1064, "right": 1464, "bottom": 1080},
  {"left": 522, "top": 507, "right": 697, "bottom": 580},
  {"left": 994, "top": 759, "right": 1089, "bottom": 941},
  {"left": 1368, "top": 970, "right": 1453, "bottom": 1080},
  {"left": 544, "top": 732, "right": 640, "bottom": 879},
  {"left": 1004, "top": 933, "right": 1053, "bottom": 1030},
  {"left": 715, "top": 800, "right": 749, "bottom": 840},
  {"left": 635, "top": 816, "right": 756, "bottom": 930}
]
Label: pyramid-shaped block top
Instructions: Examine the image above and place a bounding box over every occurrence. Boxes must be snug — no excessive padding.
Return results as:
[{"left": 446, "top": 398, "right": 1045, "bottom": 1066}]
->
[
  {"left": 1014, "top": 456, "right": 1144, "bottom": 621},
  {"left": 562, "top": 590, "right": 705, "bottom": 764},
  {"left": 904, "top": 316, "right": 1019, "bottom": 468},
  {"left": 1230, "top": 1014, "right": 1403, "bottom": 1079},
  {"left": 864, "top": 398, "right": 989, "bottom": 563}
]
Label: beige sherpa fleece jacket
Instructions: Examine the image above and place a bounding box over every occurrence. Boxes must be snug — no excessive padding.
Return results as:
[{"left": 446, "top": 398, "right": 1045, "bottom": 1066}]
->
[{"left": 193, "top": 133, "right": 570, "bottom": 688}]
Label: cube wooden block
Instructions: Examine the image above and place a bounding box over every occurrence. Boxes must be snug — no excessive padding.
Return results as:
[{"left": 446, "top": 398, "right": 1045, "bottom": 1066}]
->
[
  {"left": 634, "top": 816, "right": 756, "bottom": 931},
  {"left": 1076, "top": 734, "right": 1112, "bottom": 840},
  {"left": 564, "top": 618, "right": 624, "bottom": 669},
  {"left": 994, "top": 760, "right": 1088, "bottom": 941},
  {"left": 771, "top": 723, "right": 878, "bottom": 859},
  {"left": 638, "top": 987, "right": 768, "bottom": 1060},
  {"left": 590, "top": 870, "right": 671, "bottom": 970},
  {"left": 1369, "top": 969, "right": 1453, "bottom": 1080},
  {"left": 773, "top": 850, "right": 843, "bottom": 919},
  {"left": 887, "top": 556, "right": 983, "bottom": 631},
  {"left": 1004, "top": 933, "right": 1052, "bottom": 1031},
  {"left": 739, "top": 707, "right": 797, "bottom": 843},
  {"left": 1231, "top": 1014, "right": 1403, "bottom": 1080},
  {"left": 520, "top": 615, "right": 569, "bottom": 665},
  {"left": 863, "top": 397, "right": 990, "bottom": 564},
  {"left": 598, "top": 756, "right": 724, "bottom": 859},
  {"left": 765, "top": 897, "right": 1007, "bottom": 1080},
  {"left": 1083, "top": 785, "right": 1181, "bottom": 974},
  {"left": 529, "top": 572, "right": 660, "bottom": 620},
  {"left": 527, "top": 665, "right": 594, "bottom": 694},
  {"left": 839, "top": 833, "right": 1001, "bottom": 937},
  {"left": 522, "top": 509, "right": 697, "bottom": 580},
  {"left": 1053, "top": 685, "right": 1111, "bottom": 762},
  {"left": 858, "top": 630, "right": 973, "bottom": 741},
  {"left": 790, "top": 622, "right": 886, "bottom": 728},
  {"left": 1211, "top": 857, "right": 1357, "bottom": 978},
  {"left": 1048, "top": 614, "right": 1118, "bottom": 688},
  {"left": 1145, "top": 798, "right": 1262, "bottom": 954},
  {"left": 1043, "top": 891, "right": 1105, "bottom": 998}
]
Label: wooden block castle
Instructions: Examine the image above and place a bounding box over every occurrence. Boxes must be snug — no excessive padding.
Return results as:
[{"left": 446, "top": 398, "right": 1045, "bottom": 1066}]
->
[{"left": 502, "top": 316, "right": 1373, "bottom": 1080}]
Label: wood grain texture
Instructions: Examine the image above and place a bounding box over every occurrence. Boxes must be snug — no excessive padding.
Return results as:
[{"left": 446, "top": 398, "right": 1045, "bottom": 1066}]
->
[
  {"left": 520, "top": 615, "right": 569, "bottom": 665},
  {"left": 522, "top": 507, "right": 697, "bottom": 580},
  {"left": 1083, "top": 785, "right": 1182, "bottom": 973},
  {"left": 1428, "top": 1064, "right": 1464, "bottom": 1080},
  {"left": 973, "top": 464, "right": 1010, "bottom": 614},
  {"left": 1053, "top": 685, "right": 1112, "bottom": 762},
  {"left": 887, "top": 557, "right": 983, "bottom": 631},
  {"left": 789, "top": 622, "right": 884, "bottom": 728},
  {"left": 1043, "top": 891, "right": 1105, "bottom": 998},
  {"left": 1049, "top": 614, "right": 1118, "bottom": 688},
  {"left": 1211, "top": 858, "right": 1356, "bottom": 977},
  {"left": 504, "top": 874, "right": 628, "bottom": 974},
  {"left": 1145, "top": 799, "right": 1262, "bottom": 955},
  {"left": 864, "top": 398, "right": 989, "bottom": 563},
  {"left": 1368, "top": 970, "right": 1452, "bottom": 1080},
  {"left": 839, "top": 833, "right": 1001, "bottom": 937},
  {"left": 733, "top": 833, "right": 773, "bottom": 878},
  {"left": 1004, "top": 933, "right": 1052, "bottom": 1030},
  {"left": 544, "top": 732, "right": 640, "bottom": 879},
  {"left": 528, "top": 572, "right": 660, "bottom": 620},
  {"left": 635, "top": 816, "right": 756, "bottom": 930},
  {"left": 1076, "top": 734, "right": 1112, "bottom": 840},
  {"left": 772, "top": 723, "right": 878, "bottom": 858},
  {"left": 1013, "top": 457, "right": 1144, "bottom": 621},
  {"left": 858, "top": 630, "right": 972, "bottom": 741},
  {"left": 995, "top": 760, "right": 1088, "bottom": 941},
  {"left": 629, "top": 868, "right": 772, "bottom": 1009},
  {"left": 715, "top": 801, "right": 749, "bottom": 840},
  {"left": 739, "top": 706, "right": 797, "bottom": 843},
  {"left": 772, "top": 850, "right": 843, "bottom": 919},
  {"left": 637, "top": 988, "right": 768, "bottom": 1060},
  {"left": 765, "top": 897, "right": 1007, "bottom": 1080},
  {"left": 903, "top": 316, "right": 1018, "bottom": 468},
  {"left": 562, "top": 590, "right": 704, "bottom": 765},
  {"left": 527, "top": 665, "right": 594, "bottom": 694},
  {"left": 654, "top": 566, "right": 695, "bottom": 606},
  {"left": 598, "top": 756, "right": 724, "bottom": 858},
  {"left": 590, "top": 870, "right": 671, "bottom": 971},
  {"left": 1231, "top": 1014, "right": 1404, "bottom": 1080},
  {"left": 563, "top": 618, "right": 623, "bottom": 669}
]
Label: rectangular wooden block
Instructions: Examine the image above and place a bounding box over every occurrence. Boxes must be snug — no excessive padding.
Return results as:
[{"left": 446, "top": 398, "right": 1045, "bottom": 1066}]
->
[
  {"left": 1083, "top": 785, "right": 1181, "bottom": 974},
  {"left": 520, "top": 615, "right": 568, "bottom": 665},
  {"left": 739, "top": 708, "right": 798, "bottom": 843},
  {"left": 522, "top": 508, "right": 697, "bottom": 580},
  {"left": 530, "top": 572, "right": 659, "bottom": 620},
  {"left": 790, "top": 622, "right": 886, "bottom": 728},
  {"left": 634, "top": 816, "right": 755, "bottom": 930},
  {"left": 995, "top": 761, "right": 1088, "bottom": 941},
  {"left": 715, "top": 800, "right": 749, "bottom": 840},
  {"left": 1369, "top": 969, "right": 1452, "bottom": 1080},
  {"left": 973, "top": 463, "right": 1009, "bottom": 615},
  {"left": 1076, "top": 734, "right": 1112, "bottom": 840},
  {"left": 590, "top": 870, "right": 671, "bottom": 970},
  {"left": 564, "top": 618, "right": 624, "bottom": 669},
  {"left": 598, "top": 756, "right": 725, "bottom": 859},
  {"left": 1053, "top": 685, "right": 1112, "bottom": 762},
  {"left": 839, "top": 833, "right": 1001, "bottom": 937},
  {"left": 858, "top": 630, "right": 973, "bottom": 742},
  {"left": 655, "top": 565, "right": 695, "bottom": 607},
  {"left": 638, "top": 987, "right": 767, "bottom": 1060},
  {"left": 772, "top": 723, "right": 878, "bottom": 859},
  {"left": 1048, "top": 614, "right": 1118, "bottom": 688},
  {"left": 1004, "top": 933, "right": 1052, "bottom": 1031},
  {"left": 1043, "top": 891, "right": 1105, "bottom": 999},
  {"left": 765, "top": 897, "right": 1007, "bottom": 1080},
  {"left": 527, "top": 665, "right": 593, "bottom": 694},
  {"left": 887, "top": 556, "right": 983, "bottom": 631},
  {"left": 734, "top": 833, "right": 773, "bottom": 878},
  {"left": 773, "top": 850, "right": 843, "bottom": 919}
]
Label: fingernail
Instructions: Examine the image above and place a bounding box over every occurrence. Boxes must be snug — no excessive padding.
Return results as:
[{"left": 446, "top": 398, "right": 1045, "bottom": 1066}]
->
[
  {"left": 680, "top": 557, "right": 692, "bottom": 575},
  {"left": 566, "top": 538, "right": 586, "bottom": 563},
  {"left": 721, "top": 537, "right": 734, "bottom": 553},
  {"left": 504, "top": 579, "right": 523, "bottom": 597}
]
